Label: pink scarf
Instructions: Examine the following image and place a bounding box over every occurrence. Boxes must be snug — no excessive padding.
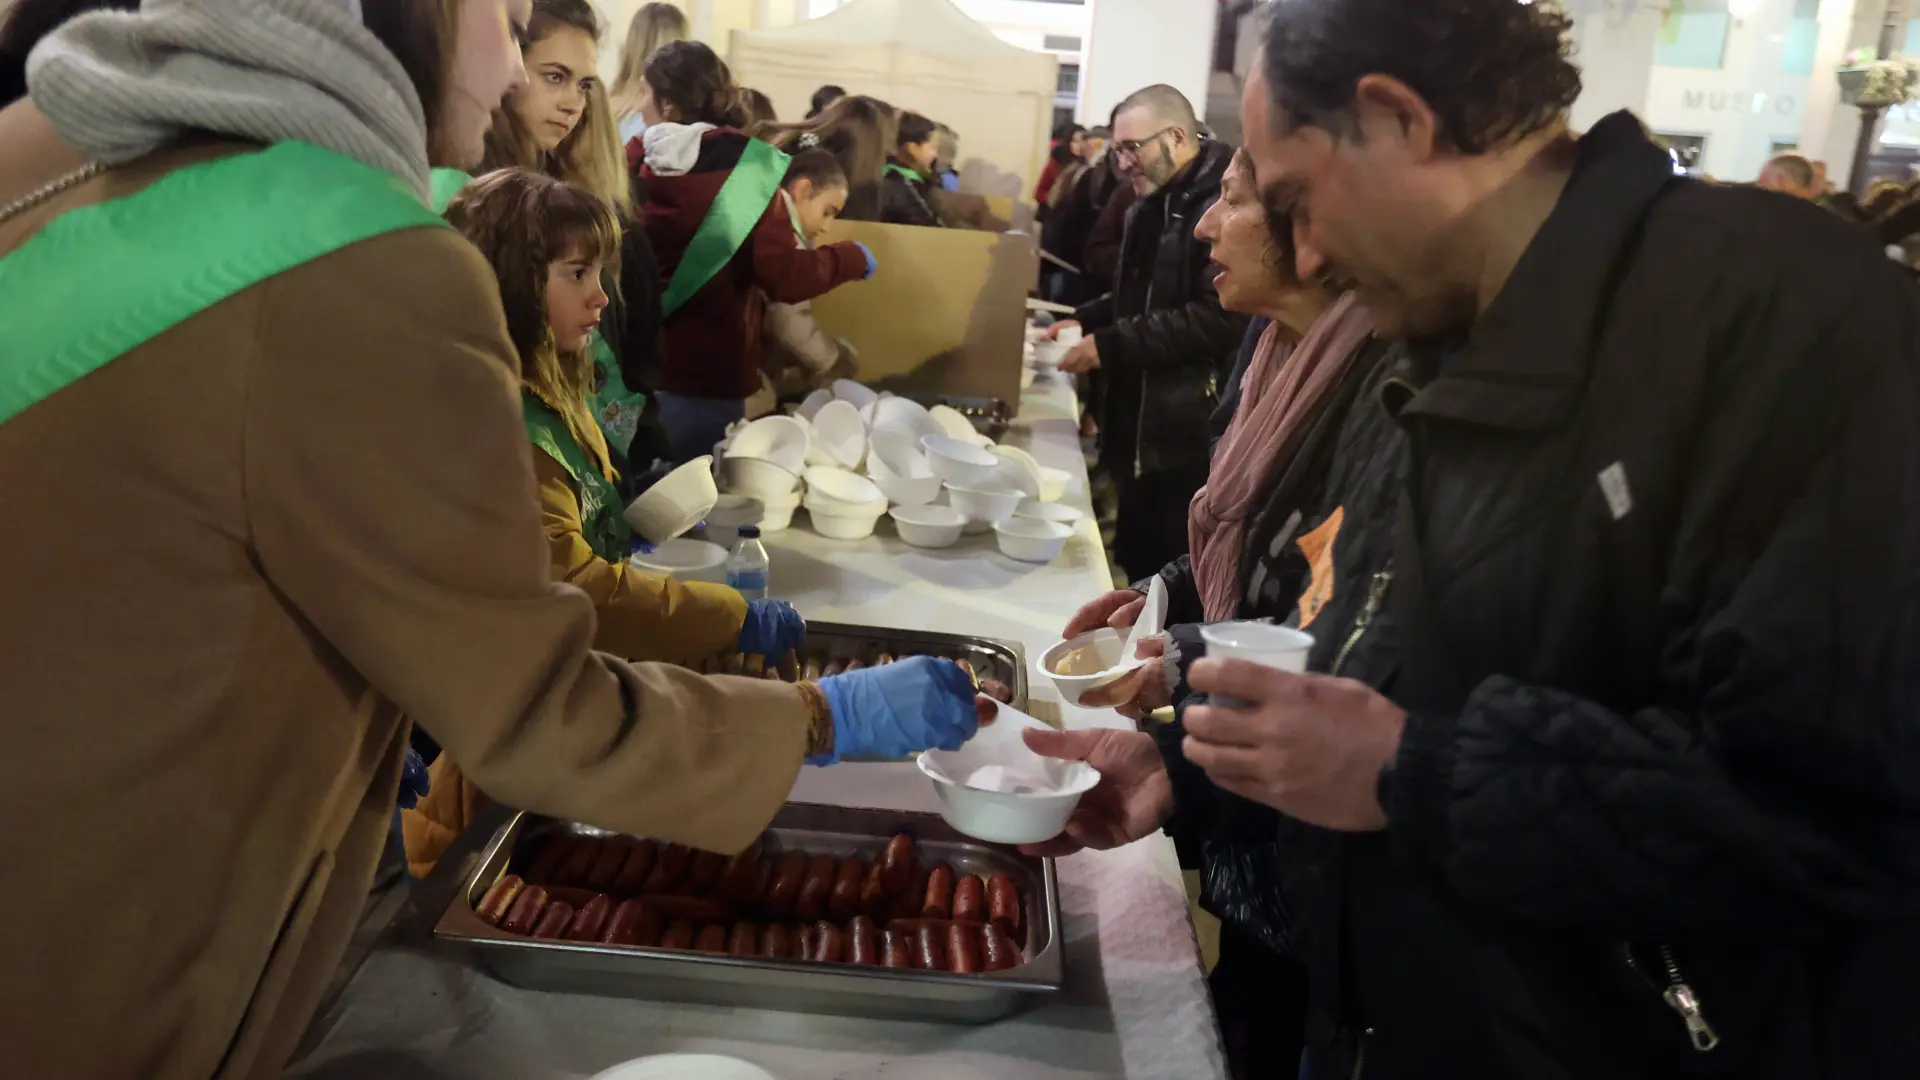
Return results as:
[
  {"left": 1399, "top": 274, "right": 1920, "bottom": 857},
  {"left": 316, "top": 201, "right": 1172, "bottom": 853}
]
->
[{"left": 1189, "top": 292, "right": 1374, "bottom": 622}]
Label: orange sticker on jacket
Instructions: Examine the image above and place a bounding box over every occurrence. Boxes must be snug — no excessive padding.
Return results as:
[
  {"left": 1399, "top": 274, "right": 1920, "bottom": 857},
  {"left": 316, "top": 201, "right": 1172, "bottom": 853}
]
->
[{"left": 1294, "top": 507, "right": 1344, "bottom": 630}]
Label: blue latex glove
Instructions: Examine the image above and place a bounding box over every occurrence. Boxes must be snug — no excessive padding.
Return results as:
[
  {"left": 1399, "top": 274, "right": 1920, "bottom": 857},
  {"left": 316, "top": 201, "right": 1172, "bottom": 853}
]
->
[
  {"left": 810, "top": 656, "right": 979, "bottom": 765},
  {"left": 939, "top": 171, "right": 960, "bottom": 193},
  {"left": 738, "top": 598, "right": 805, "bottom": 658},
  {"left": 855, "top": 241, "right": 878, "bottom": 279},
  {"left": 397, "top": 746, "right": 431, "bottom": 809}
]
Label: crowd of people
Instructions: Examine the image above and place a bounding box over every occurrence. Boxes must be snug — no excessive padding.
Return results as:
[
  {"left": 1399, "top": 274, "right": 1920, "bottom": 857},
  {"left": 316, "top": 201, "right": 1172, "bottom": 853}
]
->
[{"left": 5, "top": 1, "right": 1920, "bottom": 1079}]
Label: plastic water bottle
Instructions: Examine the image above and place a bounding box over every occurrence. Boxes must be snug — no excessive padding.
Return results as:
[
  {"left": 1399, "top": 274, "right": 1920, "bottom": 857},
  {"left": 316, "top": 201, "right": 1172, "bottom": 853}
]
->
[{"left": 725, "top": 525, "right": 770, "bottom": 601}]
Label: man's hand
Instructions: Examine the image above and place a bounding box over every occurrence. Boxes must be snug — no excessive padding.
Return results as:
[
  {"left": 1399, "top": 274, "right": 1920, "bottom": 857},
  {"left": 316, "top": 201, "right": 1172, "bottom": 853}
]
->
[
  {"left": 1079, "top": 635, "right": 1174, "bottom": 720},
  {"left": 1017, "top": 727, "right": 1173, "bottom": 857},
  {"left": 1044, "top": 319, "right": 1081, "bottom": 341},
  {"left": 1184, "top": 659, "right": 1407, "bottom": 832},
  {"left": 1059, "top": 337, "right": 1101, "bottom": 374},
  {"left": 1063, "top": 588, "right": 1147, "bottom": 639}
]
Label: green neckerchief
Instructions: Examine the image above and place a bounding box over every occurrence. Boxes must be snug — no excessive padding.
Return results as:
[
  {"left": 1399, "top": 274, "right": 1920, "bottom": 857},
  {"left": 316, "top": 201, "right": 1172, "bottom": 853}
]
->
[
  {"left": 661, "top": 137, "right": 791, "bottom": 316},
  {"left": 885, "top": 161, "right": 925, "bottom": 183},
  {"left": 0, "top": 141, "right": 447, "bottom": 426},
  {"left": 588, "top": 330, "right": 645, "bottom": 452},
  {"left": 431, "top": 168, "right": 475, "bottom": 213},
  {"left": 524, "top": 393, "right": 631, "bottom": 562}
]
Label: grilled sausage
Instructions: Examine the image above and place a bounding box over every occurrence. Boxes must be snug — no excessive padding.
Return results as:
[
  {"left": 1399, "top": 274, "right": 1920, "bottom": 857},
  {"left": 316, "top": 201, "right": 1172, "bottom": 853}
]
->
[
  {"left": 811, "top": 921, "right": 846, "bottom": 964},
  {"left": 585, "top": 837, "right": 633, "bottom": 891},
  {"left": 693, "top": 924, "right": 729, "bottom": 954},
  {"left": 848, "top": 915, "right": 879, "bottom": 966},
  {"left": 610, "top": 839, "right": 659, "bottom": 896},
  {"left": 600, "top": 899, "right": 661, "bottom": 947},
  {"left": 952, "top": 873, "right": 986, "bottom": 925},
  {"left": 988, "top": 873, "right": 1022, "bottom": 938},
  {"left": 555, "top": 838, "right": 600, "bottom": 886},
  {"left": 797, "top": 923, "right": 820, "bottom": 961},
  {"left": 522, "top": 836, "right": 574, "bottom": 884},
  {"left": 687, "top": 850, "right": 728, "bottom": 895},
  {"left": 759, "top": 923, "right": 794, "bottom": 959},
  {"left": 542, "top": 885, "right": 601, "bottom": 909},
  {"left": 977, "top": 677, "right": 1014, "bottom": 704},
  {"left": 879, "top": 834, "right": 917, "bottom": 896},
  {"left": 880, "top": 928, "right": 912, "bottom": 969},
  {"left": 532, "top": 901, "right": 575, "bottom": 940},
  {"left": 719, "top": 841, "right": 764, "bottom": 904},
  {"left": 728, "top": 921, "right": 760, "bottom": 957},
  {"left": 659, "top": 919, "right": 697, "bottom": 950},
  {"left": 637, "top": 896, "right": 734, "bottom": 925},
  {"left": 922, "top": 861, "right": 956, "bottom": 920},
  {"left": 982, "top": 925, "right": 1021, "bottom": 972},
  {"left": 915, "top": 922, "right": 946, "bottom": 971},
  {"left": 892, "top": 866, "right": 931, "bottom": 920},
  {"left": 828, "top": 856, "right": 867, "bottom": 921},
  {"left": 499, "top": 886, "right": 550, "bottom": 936},
  {"left": 475, "top": 875, "right": 525, "bottom": 926},
  {"left": 765, "top": 851, "right": 809, "bottom": 921},
  {"left": 822, "top": 659, "right": 847, "bottom": 677},
  {"left": 859, "top": 859, "right": 891, "bottom": 918},
  {"left": 565, "top": 893, "right": 613, "bottom": 941},
  {"left": 795, "top": 854, "right": 837, "bottom": 923},
  {"left": 641, "top": 843, "right": 692, "bottom": 895},
  {"left": 947, "top": 921, "right": 983, "bottom": 974},
  {"left": 844, "top": 658, "right": 866, "bottom": 672}
]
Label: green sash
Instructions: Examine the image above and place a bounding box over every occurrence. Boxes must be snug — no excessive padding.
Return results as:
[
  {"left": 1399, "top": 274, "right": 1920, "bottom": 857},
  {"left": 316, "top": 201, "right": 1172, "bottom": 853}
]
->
[
  {"left": 431, "top": 168, "right": 475, "bottom": 214},
  {"left": 524, "top": 393, "right": 631, "bottom": 562},
  {"left": 0, "top": 141, "right": 448, "bottom": 426},
  {"left": 660, "top": 138, "right": 790, "bottom": 317},
  {"left": 588, "top": 331, "right": 646, "bottom": 453},
  {"left": 884, "top": 162, "right": 924, "bottom": 183}
]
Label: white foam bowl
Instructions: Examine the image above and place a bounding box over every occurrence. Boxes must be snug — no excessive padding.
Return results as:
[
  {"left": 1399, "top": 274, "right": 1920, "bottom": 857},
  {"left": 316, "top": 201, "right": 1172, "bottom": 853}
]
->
[
  {"left": 1037, "top": 627, "right": 1140, "bottom": 706},
  {"left": 758, "top": 493, "right": 801, "bottom": 533},
  {"left": 726, "top": 415, "right": 811, "bottom": 473},
  {"left": 832, "top": 378, "right": 879, "bottom": 410},
  {"left": 992, "top": 446, "right": 1045, "bottom": 496},
  {"left": 947, "top": 483, "right": 1024, "bottom": 534},
  {"left": 624, "top": 455, "right": 718, "bottom": 543},
  {"left": 995, "top": 517, "right": 1073, "bottom": 563},
  {"left": 919, "top": 735, "right": 1101, "bottom": 845},
  {"left": 806, "top": 504, "right": 884, "bottom": 541},
  {"left": 796, "top": 388, "right": 834, "bottom": 422},
  {"left": 1037, "top": 466, "right": 1071, "bottom": 503},
  {"left": 699, "top": 494, "right": 764, "bottom": 550},
  {"left": 869, "top": 396, "right": 944, "bottom": 443},
  {"left": 889, "top": 503, "right": 967, "bottom": 548},
  {"left": 867, "top": 436, "right": 942, "bottom": 506},
  {"left": 1031, "top": 339, "right": 1071, "bottom": 370},
  {"left": 628, "top": 538, "right": 730, "bottom": 585},
  {"left": 1014, "top": 498, "right": 1082, "bottom": 526},
  {"left": 720, "top": 455, "right": 801, "bottom": 501},
  {"left": 810, "top": 399, "right": 868, "bottom": 470},
  {"left": 803, "top": 466, "right": 885, "bottom": 516},
  {"left": 921, "top": 434, "right": 1001, "bottom": 488},
  {"left": 928, "top": 403, "right": 978, "bottom": 441}
]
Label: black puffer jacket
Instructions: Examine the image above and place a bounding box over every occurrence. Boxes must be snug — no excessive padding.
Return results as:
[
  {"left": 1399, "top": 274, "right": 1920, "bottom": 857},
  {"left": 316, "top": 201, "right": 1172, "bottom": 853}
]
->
[{"left": 1075, "top": 139, "right": 1249, "bottom": 479}]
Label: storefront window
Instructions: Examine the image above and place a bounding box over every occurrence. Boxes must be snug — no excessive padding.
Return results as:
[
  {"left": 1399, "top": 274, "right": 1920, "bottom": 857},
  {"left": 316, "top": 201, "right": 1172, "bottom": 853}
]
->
[
  {"left": 1783, "top": 0, "right": 1821, "bottom": 75},
  {"left": 1657, "top": 0, "right": 1733, "bottom": 70}
]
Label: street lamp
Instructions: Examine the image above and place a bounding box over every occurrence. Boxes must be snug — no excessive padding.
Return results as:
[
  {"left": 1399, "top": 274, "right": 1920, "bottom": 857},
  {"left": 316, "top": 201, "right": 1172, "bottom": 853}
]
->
[{"left": 1841, "top": 1, "right": 1914, "bottom": 195}]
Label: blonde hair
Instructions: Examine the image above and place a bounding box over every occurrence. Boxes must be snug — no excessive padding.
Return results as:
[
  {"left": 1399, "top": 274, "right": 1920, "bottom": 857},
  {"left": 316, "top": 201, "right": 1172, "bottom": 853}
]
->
[
  {"left": 443, "top": 169, "right": 625, "bottom": 480},
  {"left": 610, "top": 2, "right": 691, "bottom": 129},
  {"left": 483, "top": 0, "right": 631, "bottom": 217}
]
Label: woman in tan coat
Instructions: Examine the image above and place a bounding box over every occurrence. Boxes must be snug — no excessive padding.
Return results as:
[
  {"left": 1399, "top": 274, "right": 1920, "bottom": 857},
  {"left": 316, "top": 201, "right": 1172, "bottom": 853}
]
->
[{"left": 0, "top": 3, "right": 980, "bottom": 1077}]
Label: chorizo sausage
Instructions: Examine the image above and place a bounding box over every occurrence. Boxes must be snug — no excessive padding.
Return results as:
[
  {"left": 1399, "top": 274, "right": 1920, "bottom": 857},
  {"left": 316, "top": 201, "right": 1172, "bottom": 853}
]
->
[
  {"left": 915, "top": 922, "right": 946, "bottom": 971},
  {"left": 952, "top": 873, "right": 986, "bottom": 925},
  {"left": 796, "top": 923, "right": 819, "bottom": 961},
  {"left": 636, "top": 896, "right": 733, "bottom": 925},
  {"left": 922, "top": 861, "right": 955, "bottom": 920},
  {"left": 880, "top": 928, "right": 912, "bottom": 969},
  {"left": 759, "top": 923, "right": 794, "bottom": 959},
  {"left": 659, "top": 919, "right": 697, "bottom": 950},
  {"left": 475, "top": 874, "right": 525, "bottom": 926},
  {"left": 879, "top": 833, "right": 918, "bottom": 896},
  {"left": 848, "top": 915, "right": 879, "bottom": 967},
  {"left": 794, "top": 853, "right": 837, "bottom": 923},
  {"left": 555, "top": 838, "right": 600, "bottom": 886},
  {"left": 687, "top": 850, "right": 728, "bottom": 896},
  {"left": 728, "top": 921, "right": 760, "bottom": 957},
  {"left": 531, "top": 901, "right": 575, "bottom": 940},
  {"left": 947, "top": 921, "right": 984, "bottom": 974},
  {"left": 693, "top": 924, "right": 729, "bottom": 954},
  {"left": 822, "top": 659, "right": 847, "bottom": 677},
  {"left": 610, "top": 839, "right": 658, "bottom": 896},
  {"left": 811, "top": 921, "right": 846, "bottom": 964},
  {"left": 982, "top": 925, "right": 1021, "bottom": 972},
  {"left": 585, "top": 837, "right": 633, "bottom": 891},
  {"left": 541, "top": 885, "right": 601, "bottom": 909},
  {"left": 859, "top": 859, "right": 891, "bottom": 918},
  {"left": 828, "top": 856, "right": 867, "bottom": 921},
  {"left": 600, "top": 899, "right": 661, "bottom": 947},
  {"left": 977, "top": 677, "right": 1014, "bottom": 704},
  {"left": 718, "top": 840, "right": 764, "bottom": 903},
  {"left": 522, "top": 836, "right": 574, "bottom": 884},
  {"left": 892, "top": 866, "right": 931, "bottom": 920},
  {"left": 764, "top": 851, "right": 809, "bottom": 921},
  {"left": 988, "top": 873, "right": 1022, "bottom": 939},
  {"left": 565, "top": 893, "right": 613, "bottom": 942},
  {"left": 641, "top": 843, "right": 692, "bottom": 895},
  {"left": 499, "top": 886, "right": 550, "bottom": 936}
]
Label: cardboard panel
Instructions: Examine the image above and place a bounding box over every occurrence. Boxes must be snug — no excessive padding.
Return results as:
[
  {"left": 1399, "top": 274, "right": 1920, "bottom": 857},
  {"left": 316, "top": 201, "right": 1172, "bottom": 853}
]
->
[{"left": 809, "top": 219, "right": 1034, "bottom": 407}]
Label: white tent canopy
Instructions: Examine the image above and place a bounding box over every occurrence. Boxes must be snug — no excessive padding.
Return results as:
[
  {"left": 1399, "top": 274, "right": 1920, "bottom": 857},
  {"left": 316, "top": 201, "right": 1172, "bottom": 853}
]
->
[{"left": 728, "top": 0, "right": 1057, "bottom": 201}]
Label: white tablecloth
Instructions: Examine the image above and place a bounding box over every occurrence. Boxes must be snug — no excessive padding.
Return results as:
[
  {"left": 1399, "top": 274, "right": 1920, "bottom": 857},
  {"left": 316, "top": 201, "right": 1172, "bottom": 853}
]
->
[{"left": 287, "top": 371, "right": 1227, "bottom": 1080}]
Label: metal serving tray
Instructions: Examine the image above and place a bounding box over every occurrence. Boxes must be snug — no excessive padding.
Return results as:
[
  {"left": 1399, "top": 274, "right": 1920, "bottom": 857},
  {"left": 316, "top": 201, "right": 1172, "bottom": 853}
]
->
[
  {"left": 804, "top": 621, "right": 1027, "bottom": 712},
  {"left": 433, "top": 805, "right": 1064, "bottom": 1024}
]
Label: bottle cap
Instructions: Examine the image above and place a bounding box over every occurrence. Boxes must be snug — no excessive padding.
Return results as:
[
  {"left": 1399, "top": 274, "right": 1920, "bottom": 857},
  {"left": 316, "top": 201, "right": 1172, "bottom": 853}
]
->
[{"left": 737, "top": 526, "right": 762, "bottom": 540}]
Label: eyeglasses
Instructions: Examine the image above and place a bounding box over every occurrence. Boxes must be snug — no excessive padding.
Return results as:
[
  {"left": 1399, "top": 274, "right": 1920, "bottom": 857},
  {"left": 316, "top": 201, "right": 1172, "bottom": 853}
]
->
[{"left": 1113, "top": 127, "right": 1179, "bottom": 163}]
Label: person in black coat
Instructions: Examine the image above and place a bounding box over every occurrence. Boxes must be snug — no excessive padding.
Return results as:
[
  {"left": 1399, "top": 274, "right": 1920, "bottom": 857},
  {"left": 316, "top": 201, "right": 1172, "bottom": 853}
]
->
[{"left": 879, "top": 111, "right": 942, "bottom": 229}]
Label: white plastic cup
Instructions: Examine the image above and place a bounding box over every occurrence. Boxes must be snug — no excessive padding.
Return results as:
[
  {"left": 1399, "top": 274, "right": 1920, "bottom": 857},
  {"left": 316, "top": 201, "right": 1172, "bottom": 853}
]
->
[{"left": 1198, "top": 622, "right": 1314, "bottom": 706}]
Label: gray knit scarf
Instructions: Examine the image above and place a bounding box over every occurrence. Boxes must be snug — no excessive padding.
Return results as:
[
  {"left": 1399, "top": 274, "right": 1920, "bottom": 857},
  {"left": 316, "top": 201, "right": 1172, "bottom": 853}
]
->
[{"left": 25, "top": 0, "right": 432, "bottom": 201}]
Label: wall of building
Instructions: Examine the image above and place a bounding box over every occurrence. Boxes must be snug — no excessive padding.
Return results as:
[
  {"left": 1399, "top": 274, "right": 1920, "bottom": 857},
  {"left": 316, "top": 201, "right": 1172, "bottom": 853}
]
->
[{"left": 1079, "top": 0, "right": 1217, "bottom": 126}]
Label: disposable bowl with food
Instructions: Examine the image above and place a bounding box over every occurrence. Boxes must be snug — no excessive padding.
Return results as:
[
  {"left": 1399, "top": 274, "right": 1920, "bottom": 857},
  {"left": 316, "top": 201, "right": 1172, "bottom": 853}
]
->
[
  {"left": 921, "top": 435, "right": 1001, "bottom": 487},
  {"left": 1013, "top": 499, "right": 1082, "bottom": 526},
  {"left": 810, "top": 399, "right": 869, "bottom": 470},
  {"left": 918, "top": 715, "right": 1101, "bottom": 845},
  {"left": 623, "top": 455, "right": 718, "bottom": 543},
  {"left": 725, "top": 415, "right": 811, "bottom": 473},
  {"left": 946, "top": 483, "right": 1024, "bottom": 534},
  {"left": 1037, "top": 627, "right": 1141, "bottom": 707},
  {"left": 994, "top": 517, "right": 1073, "bottom": 564},
  {"left": 888, "top": 503, "right": 967, "bottom": 549},
  {"left": 720, "top": 455, "right": 801, "bottom": 501}
]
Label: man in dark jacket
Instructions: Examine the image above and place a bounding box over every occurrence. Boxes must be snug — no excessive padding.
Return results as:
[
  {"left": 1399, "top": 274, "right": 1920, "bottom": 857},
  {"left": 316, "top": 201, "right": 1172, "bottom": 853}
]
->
[{"left": 1053, "top": 84, "right": 1250, "bottom": 579}]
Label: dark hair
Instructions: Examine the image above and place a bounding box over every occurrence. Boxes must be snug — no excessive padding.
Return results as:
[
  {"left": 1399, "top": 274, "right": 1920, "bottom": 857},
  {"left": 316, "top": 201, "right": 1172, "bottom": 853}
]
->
[
  {"left": 1263, "top": 0, "right": 1581, "bottom": 154},
  {"left": 1051, "top": 120, "right": 1087, "bottom": 143},
  {"left": 1, "top": 0, "right": 137, "bottom": 107},
  {"left": 809, "top": 84, "right": 847, "bottom": 118},
  {"left": 645, "top": 39, "right": 750, "bottom": 128},
  {"left": 756, "top": 94, "right": 896, "bottom": 220},
  {"left": 784, "top": 148, "right": 849, "bottom": 193},
  {"left": 742, "top": 88, "right": 777, "bottom": 127},
  {"left": 897, "top": 113, "right": 938, "bottom": 153}
]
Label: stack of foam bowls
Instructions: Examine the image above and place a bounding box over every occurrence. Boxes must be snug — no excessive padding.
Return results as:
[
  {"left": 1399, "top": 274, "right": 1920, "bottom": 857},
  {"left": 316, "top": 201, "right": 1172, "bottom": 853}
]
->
[
  {"left": 928, "top": 404, "right": 992, "bottom": 448},
  {"left": 796, "top": 388, "right": 834, "bottom": 422},
  {"left": 889, "top": 503, "right": 967, "bottom": 549},
  {"left": 806, "top": 399, "right": 868, "bottom": 470},
  {"left": 947, "top": 483, "right": 1024, "bottom": 535},
  {"left": 720, "top": 415, "right": 807, "bottom": 506},
  {"left": 987, "top": 445, "right": 1044, "bottom": 499},
  {"left": 866, "top": 426, "right": 943, "bottom": 507},
  {"left": 867, "top": 395, "right": 945, "bottom": 445},
  {"left": 1036, "top": 466, "right": 1072, "bottom": 503},
  {"left": 803, "top": 466, "right": 888, "bottom": 540},
  {"left": 921, "top": 434, "right": 999, "bottom": 487},
  {"left": 699, "top": 494, "right": 764, "bottom": 550},
  {"left": 1013, "top": 498, "right": 1083, "bottom": 527},
  {"left": 624, "top": 455, "right": 719, "bottom": 543},
  {"left": 832, "top": 378, "right": 880, "bottom": 410}
]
